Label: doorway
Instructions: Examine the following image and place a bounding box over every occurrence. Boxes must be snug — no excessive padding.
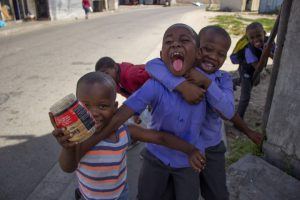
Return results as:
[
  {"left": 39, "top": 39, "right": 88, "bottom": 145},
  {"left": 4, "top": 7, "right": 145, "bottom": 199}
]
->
[{"left": 35, "top": 0, "right": 49, "bottom": 19}]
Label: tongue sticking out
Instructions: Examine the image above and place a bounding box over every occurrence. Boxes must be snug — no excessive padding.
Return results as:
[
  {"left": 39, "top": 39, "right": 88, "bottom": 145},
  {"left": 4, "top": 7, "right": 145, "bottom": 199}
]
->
[{"left": 173, "top": 59, "right": 183, "bottom": 72}]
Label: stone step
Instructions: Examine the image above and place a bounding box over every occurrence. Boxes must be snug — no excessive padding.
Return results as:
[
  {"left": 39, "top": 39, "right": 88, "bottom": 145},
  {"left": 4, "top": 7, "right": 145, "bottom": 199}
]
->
[{"left": 227, "top": 154, "right": 300, "bottom": 200}]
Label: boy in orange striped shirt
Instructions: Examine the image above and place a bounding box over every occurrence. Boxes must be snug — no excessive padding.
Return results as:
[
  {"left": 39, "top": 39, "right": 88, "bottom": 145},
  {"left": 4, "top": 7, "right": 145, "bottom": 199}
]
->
[{"left": 50, "top": 72, "right": 205, "bottom": 200}]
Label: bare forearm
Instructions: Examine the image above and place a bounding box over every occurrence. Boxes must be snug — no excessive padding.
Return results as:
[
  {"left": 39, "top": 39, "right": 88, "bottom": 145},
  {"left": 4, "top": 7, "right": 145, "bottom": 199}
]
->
[
  {"left": 160, "top": 133, "right": 195, "bottom": 155},
  {"left": 230, "top": 113, "right": 251, "bottom": 135},
  {"left": 129, "top": 125, "right": 196, "bottom": 155},
  {"left": 78, "top": 104, "right": 134, "bottom": 160},
  {"left": 59, "top": 148, "right": 77, "bottom": 173}
]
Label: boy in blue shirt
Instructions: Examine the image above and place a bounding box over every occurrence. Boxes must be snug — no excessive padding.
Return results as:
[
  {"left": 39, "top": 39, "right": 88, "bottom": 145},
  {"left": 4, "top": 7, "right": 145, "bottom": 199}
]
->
[
  {"left": 231, "top": 22, "right": 274, "bottom": 119},
  {"left": 146, "top": 25, "right": 263, "bottom": 200},
  {"left": 75, "top": 23, "right": 208, "bottom": 200}
]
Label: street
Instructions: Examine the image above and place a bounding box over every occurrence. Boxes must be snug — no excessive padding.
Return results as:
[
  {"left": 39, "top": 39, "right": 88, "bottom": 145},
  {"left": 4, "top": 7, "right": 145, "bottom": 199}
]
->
[{"left": 0, "top": 5, "right": 216, "bottom": 200}]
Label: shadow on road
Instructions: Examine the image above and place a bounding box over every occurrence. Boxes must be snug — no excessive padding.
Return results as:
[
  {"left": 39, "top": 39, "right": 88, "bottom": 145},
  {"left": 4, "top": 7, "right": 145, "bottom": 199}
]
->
[{"left": 0, "top": 133, "right": 60, "bottom": 200}]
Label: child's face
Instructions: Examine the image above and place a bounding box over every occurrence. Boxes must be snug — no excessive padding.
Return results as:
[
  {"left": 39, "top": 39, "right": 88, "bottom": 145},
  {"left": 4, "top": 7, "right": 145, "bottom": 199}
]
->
[
  {"left": 247, "top": 27, "right": 265, "bottom": 49},
  {"left": 199, "top": 30, "right": 231, "bottom": 74},
  {"left": 160, "top": 26, "right": 199, "bottom": 76},
  {"left": 77, "top": 82, "right": 118, "bottom": 131},
  {"left": 99, "top": 64, "right": 119, "bottom": 84}
]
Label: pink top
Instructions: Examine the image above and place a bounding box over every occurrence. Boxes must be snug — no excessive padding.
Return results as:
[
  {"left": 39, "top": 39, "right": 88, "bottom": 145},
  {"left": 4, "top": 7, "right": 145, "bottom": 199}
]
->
[{"left": 82, "top": 0, "right": 91, "bottom": 8}]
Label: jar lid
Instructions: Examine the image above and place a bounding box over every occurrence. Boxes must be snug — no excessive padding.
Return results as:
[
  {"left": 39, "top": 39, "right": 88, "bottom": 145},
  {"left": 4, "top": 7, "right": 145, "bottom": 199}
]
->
[{"left": 50, "top": 93, "right": 77, "bottom": 115}]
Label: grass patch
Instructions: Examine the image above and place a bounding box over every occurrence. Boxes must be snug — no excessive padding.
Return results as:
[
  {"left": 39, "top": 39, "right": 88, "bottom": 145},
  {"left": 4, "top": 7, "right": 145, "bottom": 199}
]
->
[
  {"left": 226, "top": 137, "right": 262, "bottom": 166},
  {"left": 210, "top": 14, "right": 276, "bottom": 35}
]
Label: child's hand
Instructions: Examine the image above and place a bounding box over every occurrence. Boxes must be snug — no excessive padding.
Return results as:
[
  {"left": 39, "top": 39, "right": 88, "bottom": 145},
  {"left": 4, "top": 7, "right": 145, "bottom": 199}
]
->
[
  {"left": 188, "top": 148, "right": 206, "bottom": 172},
  {"left": 185, "top": 68, "right": 211, "bottom": 89},
  {"left": 52, "top": 128, "right": 77, "bottom": 149},
  {"left": 176, "top": 81, "right": 206, "bottom": 104},
  {"left": 49, "top": 112, "right": 77, "bottom": 149},
  {"left": 246, "top": 130, "right": 263, "bottom": 145}
]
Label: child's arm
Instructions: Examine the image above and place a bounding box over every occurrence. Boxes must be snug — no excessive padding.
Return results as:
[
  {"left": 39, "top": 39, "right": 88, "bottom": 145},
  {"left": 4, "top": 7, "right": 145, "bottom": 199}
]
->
[
  {"left": 77, "top": 80, "right": 157, "bottom": 162},
  {"left": 145, "top": 58, "right": 185, "bottom": 91},
  {"left": 186, "top": 68, "right": 235, "bottom": 120},
  {"left": 230, "top": 114, "right": 263, "bottom": 145},
  {"left": 49, "top": 113, "right": 78, "bottom": 172},
  {"left": 128, "top": 125, "right": 206, "bottom": 171},
  {"left": 245, "top": 48, "right": 260, "bottom": 70},
  {"left": 53, "top": 129, "right": 78, "bottom": 172},
  {"left": 77, "top": 104, "right": 135, "bottom": 159},
  {"left": 146, "top": 58, "right": 206, "bottom": 104}
]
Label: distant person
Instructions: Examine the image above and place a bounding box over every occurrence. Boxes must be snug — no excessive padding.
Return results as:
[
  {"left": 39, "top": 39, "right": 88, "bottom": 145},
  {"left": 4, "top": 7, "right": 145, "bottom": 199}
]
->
[
  {"left": 95, "top": 57, "right": 150, "bottom": 124},
  {"left": 230, "top": 22, "right": 275, "bottom": 119},
  {"left": 82, "top": 0, "right": 91, "bottom": 19},
  {"left": 49, "top": 72, "right": 205, "bottom": 200}
]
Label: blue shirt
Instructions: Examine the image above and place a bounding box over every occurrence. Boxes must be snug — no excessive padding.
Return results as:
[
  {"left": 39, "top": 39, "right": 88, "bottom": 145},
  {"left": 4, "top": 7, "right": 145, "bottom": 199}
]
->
[
  {"left": 245, "top": 47, "right": 261, "bottom": 64},
  {"left": 124, "top": 79, "right": 206, "bottom": 168},
  {"left": 146, "top": 58, "right": 234, "bottom": 148}
]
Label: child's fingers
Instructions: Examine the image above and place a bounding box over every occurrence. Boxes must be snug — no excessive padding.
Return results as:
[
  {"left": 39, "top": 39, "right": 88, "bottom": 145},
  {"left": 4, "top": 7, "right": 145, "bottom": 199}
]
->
[
  {"left": 52, "top": 129, "right": 64, "bottom": 137},
  {"left": 63, "top": 141, "right": 78, "bottom": 148},
  {"left": 190, "top": 162, "right": 201, "bottom": 172},
  {"left": 57, "top": 133, "right": 73, "bottom": 144},
  {"left": 49, "top": 112, "right": 57, "bottom": 129},
  {"left": 191, "top": 160, "right": 201, "bottom": 171}
]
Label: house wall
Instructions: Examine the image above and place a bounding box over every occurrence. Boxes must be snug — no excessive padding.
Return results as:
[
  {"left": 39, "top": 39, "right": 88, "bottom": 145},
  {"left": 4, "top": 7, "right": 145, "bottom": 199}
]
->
[
  {"left": 220, "top": 0, "right": 245, "bottom": 11},
  {"left": 263, "top": 0, "right": 300, "bottom": 179},
  {"left": 250, "top": 0, "right": 260, "bottom": 11},
  {"left": 175, "top": 0, "right": 220, "bottom": 4},
  {"left": 27, "top": 0, "right": 36, "bottom": 16},
  {"left": 259, "top": 0, "right": 283, "bottom": 13},
  {"left": 48, "top": 0, "right": 84, "bottom": 20}
]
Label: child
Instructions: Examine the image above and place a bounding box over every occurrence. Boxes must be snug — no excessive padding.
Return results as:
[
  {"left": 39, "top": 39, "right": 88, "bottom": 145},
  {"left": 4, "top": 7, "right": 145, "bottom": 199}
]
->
[
  {"left": 95, "top": 57, "right": 150, "bottom": 99},
  {"left": 73, "top": 23, "right": 208, "bottom": 200},
  {"left": 231, "top": 22, "right": 274, "bottom": 119},
  {"left": 82, "top": 0, "right": 91, "bottom": 20},
  {"left": 50, "top": 72, "right": 205, "bottom": 200},
  {"left": 146, "top": 25, "right": 263, "bottom": 200},
  {"left": 95, "top": 57, "right": 150, "bottom": 125}
]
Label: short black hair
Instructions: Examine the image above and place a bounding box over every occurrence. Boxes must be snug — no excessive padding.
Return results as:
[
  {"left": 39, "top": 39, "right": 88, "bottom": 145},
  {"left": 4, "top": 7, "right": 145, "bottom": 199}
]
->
[
  {"left": 246, "top": 22, "right": 264, "bottom": 32},
  {"left": 164, "top": 23, "right": 200, "bottom": 48},
  {"left": 199, "top": 25, "right": 231, "bottom": 44},
  {"left": 76, "top": 71, "right": 116, "bottom": 99},
  {"left": 95, "top": 57, "right": 116, "bottom": 71}
]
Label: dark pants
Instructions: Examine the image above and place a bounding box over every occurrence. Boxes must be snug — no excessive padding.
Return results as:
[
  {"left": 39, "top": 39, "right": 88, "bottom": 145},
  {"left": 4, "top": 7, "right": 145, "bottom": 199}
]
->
[
  {"left": 163, "top": 142, "right": 228, "bottom": 200},
  {"left": 237, "top": 66, "right": 253, "bottom": 119},
  {"left": 137, "top": 148, "right": 200, "bottom": 200},
  {"left": 200, "top": 141, "right": 229, "bottom": 200}
]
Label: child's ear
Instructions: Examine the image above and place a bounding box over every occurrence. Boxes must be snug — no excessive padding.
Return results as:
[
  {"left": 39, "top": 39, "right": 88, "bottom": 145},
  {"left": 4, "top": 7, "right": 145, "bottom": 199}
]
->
[{"left": 114, "top": 101, "right": 118, "bottom": 112}]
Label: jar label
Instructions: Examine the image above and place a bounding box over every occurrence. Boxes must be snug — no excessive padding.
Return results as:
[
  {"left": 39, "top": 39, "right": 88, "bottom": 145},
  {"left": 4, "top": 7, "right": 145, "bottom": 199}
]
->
[{"left": 54, "top": 101, "right": 96, "bottom": 142}]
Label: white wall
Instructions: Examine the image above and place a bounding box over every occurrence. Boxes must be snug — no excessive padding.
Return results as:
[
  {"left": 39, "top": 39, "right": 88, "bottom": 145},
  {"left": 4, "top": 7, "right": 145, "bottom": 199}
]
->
[
  {"left": 48, "top": 0, "right": 84, "bottom": 20},
  {"left": 27, "top": 0, "right": 37, "bottom": 17},
  {"left": 220, "top": 0, "right": 245, "bottom": 11}
]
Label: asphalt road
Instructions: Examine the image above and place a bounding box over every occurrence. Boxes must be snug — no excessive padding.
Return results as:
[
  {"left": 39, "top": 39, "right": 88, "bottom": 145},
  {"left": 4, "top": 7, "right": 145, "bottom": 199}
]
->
[{"left": 0, "top": 5, "right": 207, "bottom": 200}]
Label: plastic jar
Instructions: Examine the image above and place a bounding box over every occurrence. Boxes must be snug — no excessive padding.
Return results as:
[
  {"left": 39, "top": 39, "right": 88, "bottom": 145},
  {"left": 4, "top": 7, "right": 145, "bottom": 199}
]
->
[{"left": 50, "top": 94, "right": 96, "bottom": 143}]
